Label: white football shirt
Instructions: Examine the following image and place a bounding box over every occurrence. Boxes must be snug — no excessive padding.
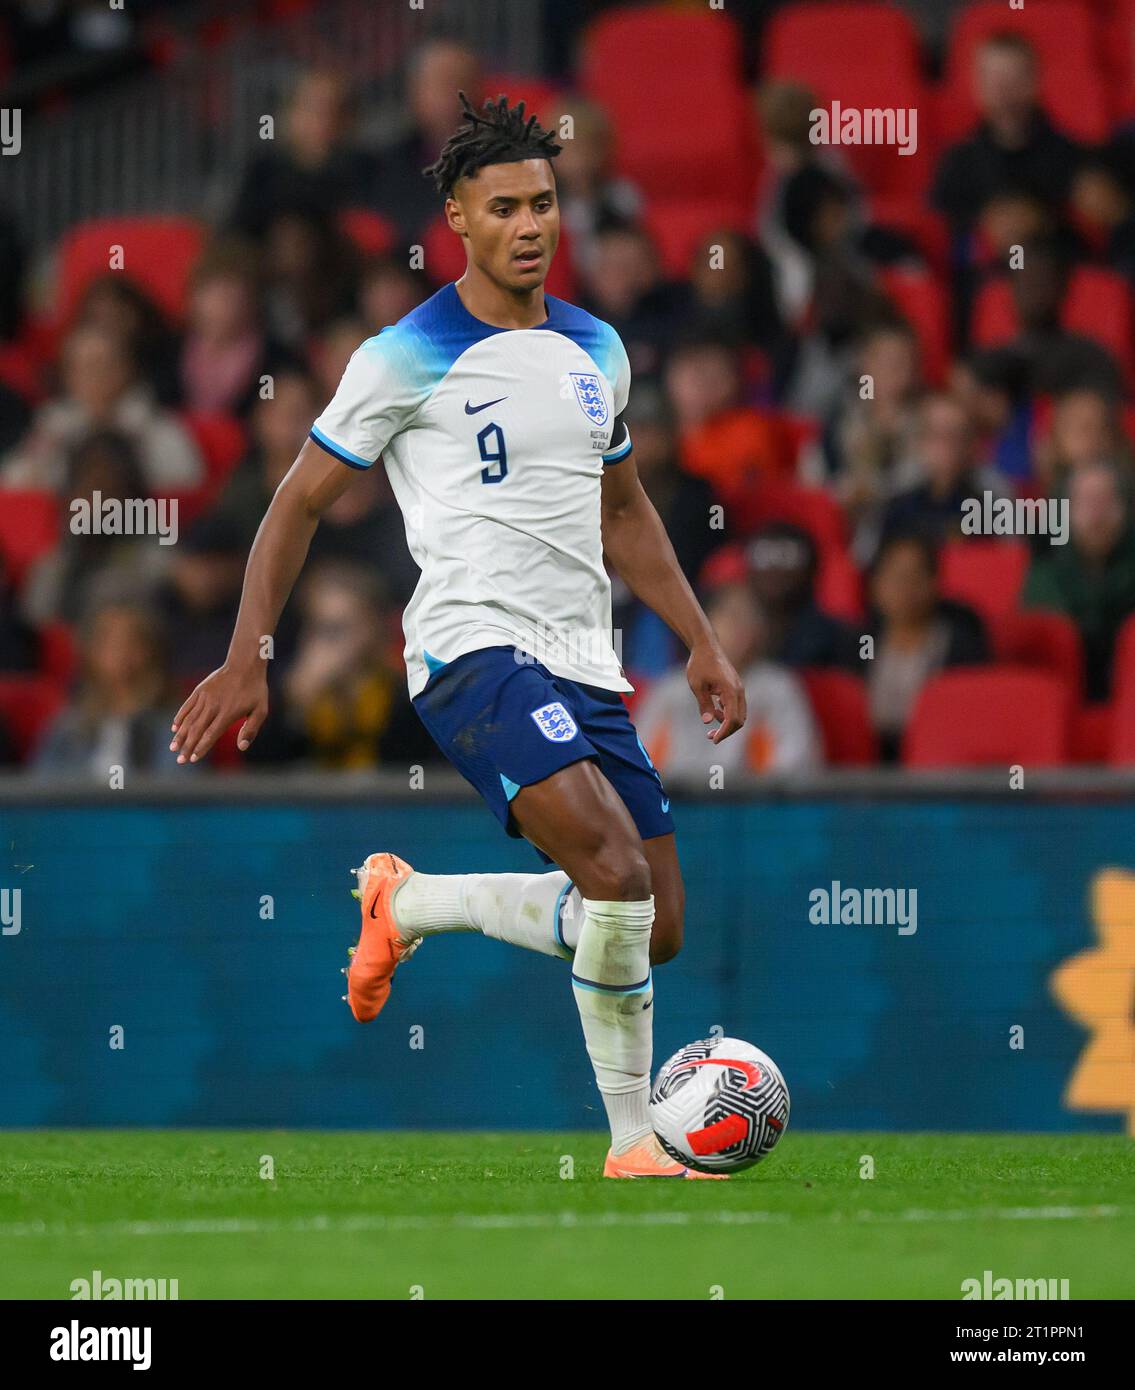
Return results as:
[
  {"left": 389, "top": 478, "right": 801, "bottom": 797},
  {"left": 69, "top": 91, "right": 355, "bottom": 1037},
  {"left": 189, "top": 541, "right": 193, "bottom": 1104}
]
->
[{"left": 310, "top": 282, "right": 635, "bottom": 698}]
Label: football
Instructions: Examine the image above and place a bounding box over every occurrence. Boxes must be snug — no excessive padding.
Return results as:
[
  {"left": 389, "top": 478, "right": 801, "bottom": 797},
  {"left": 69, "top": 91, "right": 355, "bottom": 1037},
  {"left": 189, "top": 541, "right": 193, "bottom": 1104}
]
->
[{"left": 650, "top": 1037, "right": 790, "bottom": 1173}]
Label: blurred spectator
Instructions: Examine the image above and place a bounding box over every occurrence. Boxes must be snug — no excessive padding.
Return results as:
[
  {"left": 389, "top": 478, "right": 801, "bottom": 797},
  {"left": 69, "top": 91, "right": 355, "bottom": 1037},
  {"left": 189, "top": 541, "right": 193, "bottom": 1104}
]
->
[
  {"left": 0, "top": 565, "right": 37, "bottom": 672},
  {"left": 951, "top": 348, "right": 1034, "bottom": 482},
  {"left": 553, "top": 96, "right": 642, "bottom": 276},
  {"left": 155, "top": 514, "right": 246, "bottom": 682},
  {"left": 1035, "top": 387, "right": 1134, "bottom": 498},
  {"left": 680, "top": 229, "right": 791, "bottom": 390},
  {"left": 754, "top": 80, "right": 857, "bottom": 326},
  {"left": 1069, "top": 155, "right": 1135, "bottom": 284},
  {"left": 262, "top": 209, "right": 359, "bottom": 347},
  {"left": 817, "top": 320, "right": 925, "bottom": 563},
  {"left": 248, "top": 562, "right": 435, "bottom": 770},
  {"left": 308, "top": 467, "right": 421, "bottom": 608},
  {"left": 74, "top": 273, "right": 180, "bottom": 408},
  {"left": 1, "top": 324, "right": 202, "bottom": 494},
  {"left": 179, "top": 244, "right": 300, "bottom": 418},
  {"left": 0, "top": 380, "right": 30, "bottom": 456},
  {"left": 880, "top": 393, "right": 1010, "bottom": 552},
  {"left": 610, "top": 383, "right": 718, "bottom": 677},
  {"left": 580, "top": 224, "right": 687, "bottom": 377},
  {"left": 0, "top": 207, "right": 26, "bottom": 341},
  {"left": 1005, "top": 238, "right": 1124, "bottom": 398},
  {"left": 932, "top": 32, "right": 1085, "bottom": 239},
  {"left": 637, "top": 580, "right": 821, "bottom": 779},
  {"left": 665, "top": 338, "right": 791, "bottom": 499},
  {"left": 1023, "top": 463, "right": 1135, "bottom": 700},
  {"left": 227, "top": 69, "right": 375, "bottom": 241},
  {"left": 746, "top": 522, "right": 861, "bottom": 670},
  {"left": 373, "top": 40, "right": 481, "bottom": 244},
  {"left": 213, "top": 369, "right": 321, "bottom": 543},
  {"left": 20, "top": 429, "right": 169, "bottom": 628},
  {"left": 313, "top": 317, "right": 369, "bottom": 404},
  {"left": 31, "top": 596, "right": 181, "bottom": 780},
  {"left": 358, "top": 257, "right": 427, "bottom": 337},
  {"left": 866, "top": 533, "right": 989, "bottom": 761}
]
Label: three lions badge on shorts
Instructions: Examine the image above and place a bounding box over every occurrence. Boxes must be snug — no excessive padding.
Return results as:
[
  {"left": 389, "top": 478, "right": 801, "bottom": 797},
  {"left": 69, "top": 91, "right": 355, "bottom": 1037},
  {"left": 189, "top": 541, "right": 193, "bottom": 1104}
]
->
[{"left": 530, "top": 702, "right": 579, "bottom": 742}]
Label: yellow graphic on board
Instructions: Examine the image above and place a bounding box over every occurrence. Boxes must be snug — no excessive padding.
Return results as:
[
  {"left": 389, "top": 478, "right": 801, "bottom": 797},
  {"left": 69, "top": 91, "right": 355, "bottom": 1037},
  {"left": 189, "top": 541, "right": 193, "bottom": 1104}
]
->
[{"left": 1051, "top": 869, "right": 1135, "bottom": 1136}]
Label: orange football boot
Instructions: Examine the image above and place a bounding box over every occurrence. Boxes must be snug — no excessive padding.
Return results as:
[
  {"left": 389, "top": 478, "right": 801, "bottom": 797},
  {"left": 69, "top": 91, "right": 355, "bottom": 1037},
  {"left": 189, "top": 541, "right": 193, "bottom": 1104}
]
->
[
  {"left": 344, "top": 853, "right": 418, "bottom": 1022},
  {"left": 603, "top": 1135, "right": 729, "bottom": 1178}
]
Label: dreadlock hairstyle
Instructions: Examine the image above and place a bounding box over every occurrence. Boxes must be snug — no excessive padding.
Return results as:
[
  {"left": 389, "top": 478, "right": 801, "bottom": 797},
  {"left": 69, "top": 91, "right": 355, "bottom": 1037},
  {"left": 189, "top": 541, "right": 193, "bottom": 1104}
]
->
[{"left": 423, "top": 91, "right": 562, "bottom": 197}]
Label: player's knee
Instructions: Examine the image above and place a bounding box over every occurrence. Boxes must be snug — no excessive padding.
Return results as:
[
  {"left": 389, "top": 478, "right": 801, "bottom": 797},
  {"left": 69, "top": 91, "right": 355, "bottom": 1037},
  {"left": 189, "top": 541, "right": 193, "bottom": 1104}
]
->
[{"left": 586, "top": 844, "right": 651, "bottom": 903}]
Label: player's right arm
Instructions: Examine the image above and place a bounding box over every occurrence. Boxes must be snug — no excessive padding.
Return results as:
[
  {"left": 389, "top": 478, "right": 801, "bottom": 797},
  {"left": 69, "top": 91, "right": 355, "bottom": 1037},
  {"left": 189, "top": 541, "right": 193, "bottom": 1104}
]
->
[{"left": 169, "top": 438, "right": 355, "bottom": 764}]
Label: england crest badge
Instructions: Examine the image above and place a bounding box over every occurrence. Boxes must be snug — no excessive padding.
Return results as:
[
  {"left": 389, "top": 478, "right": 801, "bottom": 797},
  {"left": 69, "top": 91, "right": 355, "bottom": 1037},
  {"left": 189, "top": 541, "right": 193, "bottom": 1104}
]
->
[
  {"left": 570, "top": 372, "right": 609, "bottom": 426},
  {"left": 530, "top": 702, "right": 579, "bottom": 742}
]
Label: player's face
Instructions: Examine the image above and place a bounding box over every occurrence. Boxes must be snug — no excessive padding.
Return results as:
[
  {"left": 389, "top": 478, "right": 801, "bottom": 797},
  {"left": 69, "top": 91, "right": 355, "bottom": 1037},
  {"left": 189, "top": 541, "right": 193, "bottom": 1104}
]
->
[{"left": 449, "top": 158, "right": 560, "bottom": 292}]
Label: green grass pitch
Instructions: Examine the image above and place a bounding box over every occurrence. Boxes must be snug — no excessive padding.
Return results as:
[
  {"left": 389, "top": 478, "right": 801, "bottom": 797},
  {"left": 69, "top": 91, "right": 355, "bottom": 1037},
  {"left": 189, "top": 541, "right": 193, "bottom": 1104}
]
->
[{"left": 1, "top": 1131, "right": 1132, "bottom": 1299}]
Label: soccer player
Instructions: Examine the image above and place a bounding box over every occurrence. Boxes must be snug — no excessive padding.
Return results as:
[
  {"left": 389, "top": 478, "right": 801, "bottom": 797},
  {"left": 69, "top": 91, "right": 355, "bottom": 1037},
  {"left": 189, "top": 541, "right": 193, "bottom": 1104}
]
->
[{"left": 171, "top": 94, "right": 746, "bottom": 1177}]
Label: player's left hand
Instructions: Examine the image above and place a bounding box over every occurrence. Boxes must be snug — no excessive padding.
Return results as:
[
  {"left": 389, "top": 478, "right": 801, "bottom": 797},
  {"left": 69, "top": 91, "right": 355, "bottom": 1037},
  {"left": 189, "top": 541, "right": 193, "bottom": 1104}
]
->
[{"left": 686, "top": 640, "right": 746, "bottom": 743}]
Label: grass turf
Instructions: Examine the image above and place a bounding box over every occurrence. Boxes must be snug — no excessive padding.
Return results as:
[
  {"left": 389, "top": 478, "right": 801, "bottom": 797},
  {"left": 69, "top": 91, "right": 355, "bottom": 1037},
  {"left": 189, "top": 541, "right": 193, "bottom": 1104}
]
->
[{"left": 0, "top": 1130, "right": 1132, "bottom": 1299}]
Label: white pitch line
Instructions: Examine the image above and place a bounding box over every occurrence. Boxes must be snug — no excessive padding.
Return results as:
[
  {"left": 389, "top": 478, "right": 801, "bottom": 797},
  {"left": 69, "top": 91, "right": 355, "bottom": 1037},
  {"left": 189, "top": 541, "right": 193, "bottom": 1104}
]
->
[{"left": 0, "top": 1204, "right": 1124, "bottom": 1241}]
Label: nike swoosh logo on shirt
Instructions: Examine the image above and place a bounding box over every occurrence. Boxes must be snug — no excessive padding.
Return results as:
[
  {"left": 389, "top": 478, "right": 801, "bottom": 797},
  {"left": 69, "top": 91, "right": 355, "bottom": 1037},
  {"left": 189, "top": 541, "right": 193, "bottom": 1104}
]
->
[{"left": 465, "top": 397, "right": 508, "bottom": 414}]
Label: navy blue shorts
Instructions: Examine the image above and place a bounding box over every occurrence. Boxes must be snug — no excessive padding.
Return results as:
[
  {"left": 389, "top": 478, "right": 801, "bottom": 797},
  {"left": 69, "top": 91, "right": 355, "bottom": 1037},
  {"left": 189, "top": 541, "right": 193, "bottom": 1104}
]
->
[{"left": 412, "top": 645, "right": 674, "bottom": 863}]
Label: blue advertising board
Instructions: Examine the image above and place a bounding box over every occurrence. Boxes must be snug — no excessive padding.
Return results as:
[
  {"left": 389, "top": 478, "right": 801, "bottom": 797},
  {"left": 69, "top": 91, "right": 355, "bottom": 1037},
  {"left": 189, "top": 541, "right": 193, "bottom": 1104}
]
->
[{"left": 1, "top": 795, "right": 1131, "bottom": 1133}]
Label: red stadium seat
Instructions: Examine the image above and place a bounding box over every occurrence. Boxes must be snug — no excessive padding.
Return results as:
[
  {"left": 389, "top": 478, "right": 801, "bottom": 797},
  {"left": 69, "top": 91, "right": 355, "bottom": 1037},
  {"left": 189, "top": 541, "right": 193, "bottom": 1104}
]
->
[
  {"left": 816, "top": 544, "right": 865, "bottom": 621},
  {"left": 764, "top": 2, "right": 923, "bottom": 85},
  {"left": 0, "top": 337, "right": 45, "bottom": 404},
  {"left": 1073, "top": 703, "right": 1113, "bottom": 763},
  {"left": 0, "top": 490, "right": 60, "bottom": 588},
  {"left": 903, "top": 666, "right": 1073, "bottom": 767},
  {"left": 800, "top": 669, "right": 878, "bottom": 764},
  {"left": 939, "top": 1, "right": 1110, "bottom": 144},
  {"left": 939, "top": 539, "right": 1031, "bottom": 624},
  {"left": 878, "top": 266, "right": 951, "bottom": 387},
  {"left": 763, "top": 3, "right": 931, "bottom": 198},
  {"left": 0, "top": 675, "right": 65, "bottom": 759},
  {"left": 38, "top": 622, "right": 77, "bottom": 685},
  {"left": 580, "top": 6, "right": 758, "bottom": 204},
  {"left": 1103, "top": 0, "right": 1135, "bottom": 120},
  {"left": 336, "top": 208, "right": 398, "bottom": 259},
  {"left": 972, "top": 268, "right": 1135, "bottom": 389},
  {"left": 988, "top": 609, "right": 1085, "bottom": 705},
  {"left": 179, "top": 412, "right": 247, "bottom": 493},
  {"left": 642, "top": 199, "right": 752, "bottom": 280},
  {"left": 1109, "top": 697, "right": 1135, "bottom": 763},
  {"left": 53, "top": 216, "right": 206, "bottom": 327},
  {"left": 738, "top": 480, "right": 849, "bottom": 553}
]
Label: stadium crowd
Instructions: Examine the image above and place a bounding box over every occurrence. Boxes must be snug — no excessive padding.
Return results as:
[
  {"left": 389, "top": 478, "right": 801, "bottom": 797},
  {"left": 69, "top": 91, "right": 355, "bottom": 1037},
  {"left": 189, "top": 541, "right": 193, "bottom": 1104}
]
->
[{"left": 2, "top": 0, "right": 1135, "bottom": 778}]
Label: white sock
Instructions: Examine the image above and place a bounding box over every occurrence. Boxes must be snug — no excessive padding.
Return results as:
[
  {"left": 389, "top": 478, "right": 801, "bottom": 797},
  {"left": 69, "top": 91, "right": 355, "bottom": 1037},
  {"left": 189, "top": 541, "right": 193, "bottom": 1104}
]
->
[
  {"left": 391, "top": 870, "right": 580, "bottom": 960},
  {"left": 571, "top": 896, "right": 655, "bottom": 1153}
]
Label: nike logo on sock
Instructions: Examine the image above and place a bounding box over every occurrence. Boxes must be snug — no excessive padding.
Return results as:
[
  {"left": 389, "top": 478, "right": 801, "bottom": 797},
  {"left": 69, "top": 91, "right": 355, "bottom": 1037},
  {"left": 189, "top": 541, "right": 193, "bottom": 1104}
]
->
[{"left": 465, "top": 397, "right": 508, "bottom": 414}]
